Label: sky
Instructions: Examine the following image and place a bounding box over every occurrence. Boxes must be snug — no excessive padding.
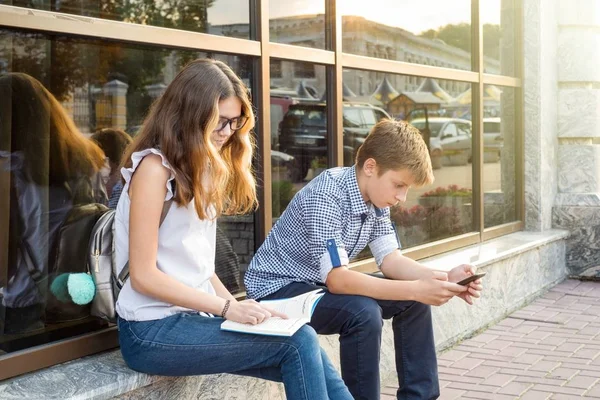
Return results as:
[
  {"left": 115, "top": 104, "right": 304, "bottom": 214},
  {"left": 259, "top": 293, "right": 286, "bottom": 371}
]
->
[{"left": 207, "top": 0, "right": 502, "bottom": 33}]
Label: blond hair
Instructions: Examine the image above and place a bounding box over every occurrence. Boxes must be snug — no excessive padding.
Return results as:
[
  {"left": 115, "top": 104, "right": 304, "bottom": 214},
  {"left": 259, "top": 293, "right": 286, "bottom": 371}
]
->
[{"left": 355, "top": 119, "right": 434, "bottom": 186}]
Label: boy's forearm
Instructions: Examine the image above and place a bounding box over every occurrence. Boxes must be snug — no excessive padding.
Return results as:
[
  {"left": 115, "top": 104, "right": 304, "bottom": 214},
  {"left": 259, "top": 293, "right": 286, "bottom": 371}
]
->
[
  {"left": 326, "top": 267, "right": 417, "bottom": 301},
  {"left": 380, "top": 251, "right": 435, "bottom": 281}
]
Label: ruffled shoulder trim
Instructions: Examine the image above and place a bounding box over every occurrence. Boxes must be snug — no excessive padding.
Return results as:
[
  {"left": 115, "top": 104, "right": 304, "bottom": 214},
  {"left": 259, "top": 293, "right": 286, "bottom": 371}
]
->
[{"left": 120, "top": 148, "right": 175, "bottom": 201}]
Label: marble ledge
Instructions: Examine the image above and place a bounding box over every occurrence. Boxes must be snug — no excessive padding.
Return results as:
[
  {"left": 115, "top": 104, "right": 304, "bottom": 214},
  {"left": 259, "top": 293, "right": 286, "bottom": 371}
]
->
[{"left": 418, "top": 229, "right": 570, "bottom": 272}]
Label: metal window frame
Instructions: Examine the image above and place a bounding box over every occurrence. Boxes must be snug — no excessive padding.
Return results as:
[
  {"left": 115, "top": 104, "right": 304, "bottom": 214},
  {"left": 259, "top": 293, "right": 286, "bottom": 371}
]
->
[{"left": 0, "top": 0, "right": 525, "bottom": 380}]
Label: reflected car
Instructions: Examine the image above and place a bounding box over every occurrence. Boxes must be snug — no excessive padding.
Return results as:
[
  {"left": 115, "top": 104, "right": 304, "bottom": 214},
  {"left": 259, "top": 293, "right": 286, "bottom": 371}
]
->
[
  {"left": 278, "top": 102, "right": 390, "bottom": 182},
  {"left": 410, "top": 117, "right": 472, "bottom": 167},
  {"left": 483, "top": 117, "right": 503, "bottom": 163}
]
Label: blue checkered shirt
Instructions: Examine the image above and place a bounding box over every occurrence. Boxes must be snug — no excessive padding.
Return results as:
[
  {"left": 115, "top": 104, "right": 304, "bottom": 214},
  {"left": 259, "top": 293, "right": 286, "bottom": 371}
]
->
[{"left": 244, "top": 166, "right": 400, "bottom": 299}]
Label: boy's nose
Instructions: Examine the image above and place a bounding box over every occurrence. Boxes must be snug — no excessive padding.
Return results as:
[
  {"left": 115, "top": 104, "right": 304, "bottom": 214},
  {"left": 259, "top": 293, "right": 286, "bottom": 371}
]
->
[{"left": 395, "top": 188, "right": 408, "bottom": 202}]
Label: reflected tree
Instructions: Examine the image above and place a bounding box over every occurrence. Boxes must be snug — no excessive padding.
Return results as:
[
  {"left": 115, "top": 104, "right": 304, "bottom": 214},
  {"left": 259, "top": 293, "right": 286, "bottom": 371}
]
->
[
  {"left": 420, "top": 23, "right": 501, "bottom": 61},
  {"left": 1, "top": 0, "right": 215, "bottom": 125}
]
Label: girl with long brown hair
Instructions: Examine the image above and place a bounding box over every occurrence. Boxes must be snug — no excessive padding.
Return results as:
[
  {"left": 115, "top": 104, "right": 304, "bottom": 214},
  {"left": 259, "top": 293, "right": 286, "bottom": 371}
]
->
[{"left": 114, "top": 59, "right": 351, "bottom": 399}]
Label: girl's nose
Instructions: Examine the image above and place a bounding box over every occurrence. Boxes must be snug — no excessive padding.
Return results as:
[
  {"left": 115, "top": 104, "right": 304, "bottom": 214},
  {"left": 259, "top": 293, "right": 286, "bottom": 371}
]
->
[{"left": 219, "top": 124, "right": 232, "bottom": 137}]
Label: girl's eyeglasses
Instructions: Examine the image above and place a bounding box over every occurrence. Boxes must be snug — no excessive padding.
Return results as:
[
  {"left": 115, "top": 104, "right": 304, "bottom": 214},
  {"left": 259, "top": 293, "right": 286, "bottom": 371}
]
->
[{"left": 216, "top": 115, "right": 248, "bottom": 133}]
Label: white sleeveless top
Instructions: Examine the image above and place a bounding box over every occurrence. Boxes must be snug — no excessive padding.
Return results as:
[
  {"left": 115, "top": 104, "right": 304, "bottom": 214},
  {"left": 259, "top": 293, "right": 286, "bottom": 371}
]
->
[{"left": 115, "top": 148, "right": 217, "bottom": 321}]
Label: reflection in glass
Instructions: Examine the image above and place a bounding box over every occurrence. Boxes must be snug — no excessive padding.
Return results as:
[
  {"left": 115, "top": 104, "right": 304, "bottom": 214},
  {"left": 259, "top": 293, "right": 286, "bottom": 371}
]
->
[
  {"left": 270, "top": 61, "right": 326, "bottom": 219},
  {"left": 341, "top": 0, "right": 475, "bottom": 72},
  {"left": 484, "top": 85, "right": 516, "bottom": 228},
  {"left": 0, "top": 29, "right": 254, "bottom": 355},
  {"left": 269, "top": 1, "right": 325, "bottom": 49},
  {"left": 1, "top": 72, "right": 109, "bottom": 349},
  {"left": 482, "top": 0, "right": 516, "bottom": 76},
  {"left": 3, "top": 0, "right": 250, "bottom": 39},
  {"left": 342, "top": 70, "right": 474, "bottom": 256}
]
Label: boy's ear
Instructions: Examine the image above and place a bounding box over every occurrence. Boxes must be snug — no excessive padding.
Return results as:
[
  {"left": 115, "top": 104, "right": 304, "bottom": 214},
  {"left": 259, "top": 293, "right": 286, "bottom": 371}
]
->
[{"left": 363, "top": 158, "right": 377, "bottom": 177}]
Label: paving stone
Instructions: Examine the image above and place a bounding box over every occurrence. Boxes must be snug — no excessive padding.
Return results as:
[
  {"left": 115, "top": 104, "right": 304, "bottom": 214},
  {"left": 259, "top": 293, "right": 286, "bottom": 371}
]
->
[
  {"left": 438, "top": 387, "right": 467, "bottom": 399},
  {"left": 529, "top": 360, "right": 561, "bottom": 373},
  {"left": 496, "top": 381, "right": 533, "bottom": 395},
  {"left": 451, "top": 357, "right": 485, "bottom": 371},
  {"left": 519, "top": 391, "right": 552, "bottom": 399},
  {"left": 565, "top": 375, "right": 600, "bottom": 389},
  {"left": 547, "top": 367, "right": 580, "bottom": 380},
  {"left": 439, "top": 350, "right": 471, "bottom": 362},
  {"left": 482, "top": 373, "right": 516, "bottom": 387}
]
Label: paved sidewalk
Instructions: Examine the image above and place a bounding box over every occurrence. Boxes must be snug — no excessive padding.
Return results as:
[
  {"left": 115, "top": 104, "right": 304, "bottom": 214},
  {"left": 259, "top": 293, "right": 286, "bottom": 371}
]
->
[{"left": 382, "top": 279, "right": 600, "bottom": 399}]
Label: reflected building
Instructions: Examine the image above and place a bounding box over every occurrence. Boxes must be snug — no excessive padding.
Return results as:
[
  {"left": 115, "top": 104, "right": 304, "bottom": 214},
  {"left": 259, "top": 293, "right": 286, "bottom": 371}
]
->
[{"left": 209, "top": 14, "right": 501, "bottom": 97}]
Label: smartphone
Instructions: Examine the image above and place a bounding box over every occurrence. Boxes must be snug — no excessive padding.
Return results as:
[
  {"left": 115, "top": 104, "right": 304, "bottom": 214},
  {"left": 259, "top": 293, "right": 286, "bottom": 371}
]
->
[{"left": 457, "top": 272, "right": 486, "bottom": 286}]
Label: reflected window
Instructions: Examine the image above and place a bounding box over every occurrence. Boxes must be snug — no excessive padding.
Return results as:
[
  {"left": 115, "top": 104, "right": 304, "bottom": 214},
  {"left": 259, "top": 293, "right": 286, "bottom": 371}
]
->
[
  {"left": 483, "top": 0, "right": 517, "bottom": 76},
  {"left": 270, "top": 60, "right": 326, "bottom": 219},
  {"left": 269, "top": 1, "right": 325, "bottom": 49},
  {"left": 294, "top": 63, "right": 316, "bottom": 79},
  {"left": 341, "top": 0, "right": 473, "bottom": 71},
  {"left": 271, "top": 60, "right": 283, "bottom": 79},
  {"left": 484, "top": 85, "right": 516, "bottom": 228},
  {"left": 0, "top": 29, "right": 254, "bottom": 356}
]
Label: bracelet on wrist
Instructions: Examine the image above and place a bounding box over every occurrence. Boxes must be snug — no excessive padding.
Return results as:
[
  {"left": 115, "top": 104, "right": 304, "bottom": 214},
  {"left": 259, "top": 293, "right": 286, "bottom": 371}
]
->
[{"left": 221, "top": 299, "right": 231, "bottom": 318}]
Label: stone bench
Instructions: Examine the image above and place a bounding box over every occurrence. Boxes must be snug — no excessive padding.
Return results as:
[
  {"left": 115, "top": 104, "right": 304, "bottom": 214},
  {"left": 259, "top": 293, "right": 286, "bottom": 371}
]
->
[{"left": 0, "top": 230, "right": 569, "bottom": 400}]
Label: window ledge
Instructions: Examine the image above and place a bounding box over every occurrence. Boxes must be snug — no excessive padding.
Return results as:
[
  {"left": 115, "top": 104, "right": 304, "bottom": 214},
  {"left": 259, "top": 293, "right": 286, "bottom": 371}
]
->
[{"left": 418, "top": 229, "right": 570, "bottom": 272}]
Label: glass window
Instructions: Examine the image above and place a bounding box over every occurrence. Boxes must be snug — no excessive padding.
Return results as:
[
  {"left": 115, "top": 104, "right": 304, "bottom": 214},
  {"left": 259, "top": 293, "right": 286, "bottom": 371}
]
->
[
  {"left": 271, "top": 59, "right": 283, "bottom": 79},
  {"left": 344, "top": 108, "right": 363, "bottom": 128},
  {"left": 341, "top": 0, "right": 473, "bottom": 71},
  {"left": 270, "top": 60, "right": 326, "bottom": 219},
  {"left": 484, "top": 85, "right": 517, "bottom": 228},
  {"left": 269, "top": 0, "right": 325, "bottom": 49},
  {"left": 482, "top": 0, "right": 517, "bottom": 76},
  {"left": 2, "top": 0, "right": 251, "bottom": 39},
  {"left": 0, "top": 28, "right": 254, "bottom": 355},
  {"left": 343, "top": 70, "right": 474, "bottom": 257},
  {"left": 442, "top": 123, "right": 458, "bottom": 137},
  {"left": 361, "top": 108, "right": 378, "bottom": 126},
  {"left": 294, "top": 62, "right": 316, "bottom": 79}
]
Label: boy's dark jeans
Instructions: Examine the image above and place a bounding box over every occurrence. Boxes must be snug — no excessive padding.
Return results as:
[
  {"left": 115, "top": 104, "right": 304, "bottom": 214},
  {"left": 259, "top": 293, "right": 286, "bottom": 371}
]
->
[{"left": 262, "top": 282, "right": 440, "bottom": 400}]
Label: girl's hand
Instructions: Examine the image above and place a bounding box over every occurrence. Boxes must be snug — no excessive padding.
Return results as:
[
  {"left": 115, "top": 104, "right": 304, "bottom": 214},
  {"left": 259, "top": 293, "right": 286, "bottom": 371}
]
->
[{"left": 224, "top": 299, "right": 288, "bottom": 325}]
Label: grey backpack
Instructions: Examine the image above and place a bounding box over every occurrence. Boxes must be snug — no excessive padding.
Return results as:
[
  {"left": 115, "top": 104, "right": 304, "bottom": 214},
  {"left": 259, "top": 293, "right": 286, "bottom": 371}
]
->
[{"left": 88, "top": 199, "right": 172, "bottom": 323}]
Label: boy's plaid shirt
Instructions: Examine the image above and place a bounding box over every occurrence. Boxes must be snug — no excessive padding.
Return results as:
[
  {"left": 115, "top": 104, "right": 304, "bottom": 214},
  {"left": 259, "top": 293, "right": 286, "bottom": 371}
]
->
[{"left": 244, "top": 166, "right": 400, "bottom": 299}]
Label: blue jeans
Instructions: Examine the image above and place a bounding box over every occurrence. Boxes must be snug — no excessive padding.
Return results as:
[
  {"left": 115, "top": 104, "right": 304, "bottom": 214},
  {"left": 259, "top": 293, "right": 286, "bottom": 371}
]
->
[
  {"left": 262, "top": 282, "right": 440, "bottom": 400},
  {"left": 117, "top": 313, "right": 352, "bottom": 400}
]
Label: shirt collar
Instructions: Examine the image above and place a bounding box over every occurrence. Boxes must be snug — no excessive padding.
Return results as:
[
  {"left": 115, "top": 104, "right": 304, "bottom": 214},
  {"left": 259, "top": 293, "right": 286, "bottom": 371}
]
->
[{"left": 344, "top": 166, "right": 385, "bottom": 218}]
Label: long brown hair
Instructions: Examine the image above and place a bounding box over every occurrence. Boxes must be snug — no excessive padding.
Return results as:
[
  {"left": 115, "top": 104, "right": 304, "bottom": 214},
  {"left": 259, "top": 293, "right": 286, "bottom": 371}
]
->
[
  {"left": 0, "top": 72, "right": 105, "bottom": 185},
  {"left": 122, "top": 58, "right": 257, "bottom": 220}
]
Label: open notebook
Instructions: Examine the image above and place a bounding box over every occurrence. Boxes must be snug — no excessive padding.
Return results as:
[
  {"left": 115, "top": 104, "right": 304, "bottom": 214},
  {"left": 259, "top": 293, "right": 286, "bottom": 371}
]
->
[{"left": 220, "top": 289, "right": 324, "bottom": 337}]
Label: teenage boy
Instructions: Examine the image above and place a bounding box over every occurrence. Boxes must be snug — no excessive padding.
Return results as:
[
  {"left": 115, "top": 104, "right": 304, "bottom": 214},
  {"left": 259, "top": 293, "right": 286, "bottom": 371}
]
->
[{"left": 245, "top": 119, "right": 483, "bottom": 400}]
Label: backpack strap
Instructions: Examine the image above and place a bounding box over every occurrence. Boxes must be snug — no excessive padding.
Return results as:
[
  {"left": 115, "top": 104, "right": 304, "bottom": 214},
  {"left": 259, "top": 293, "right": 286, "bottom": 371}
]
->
[{"left": 117, "top": 196, "right": 174, "bottom": 285}]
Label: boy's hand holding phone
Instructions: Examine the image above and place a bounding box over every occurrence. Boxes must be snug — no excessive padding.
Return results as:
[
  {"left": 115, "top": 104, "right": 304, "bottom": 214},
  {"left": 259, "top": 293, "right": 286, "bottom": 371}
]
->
[{"left": 448, "top": 264, "right": 484, "bottom": 305}]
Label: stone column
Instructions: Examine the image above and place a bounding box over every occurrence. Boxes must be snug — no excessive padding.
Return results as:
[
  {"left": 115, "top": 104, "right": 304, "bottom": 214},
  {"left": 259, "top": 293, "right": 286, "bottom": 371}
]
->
[
  {"left": 102, "top": 79, "right": 128, "bottom": 130},
  {"left": 523, "top": 0, "right": 559, "bottom": 231},
  {"left": 552, "top": 0, "right": 600, "bottom": 274},
  {"left": 146, "top": 83, "right": 167, "bottom": 100}
]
